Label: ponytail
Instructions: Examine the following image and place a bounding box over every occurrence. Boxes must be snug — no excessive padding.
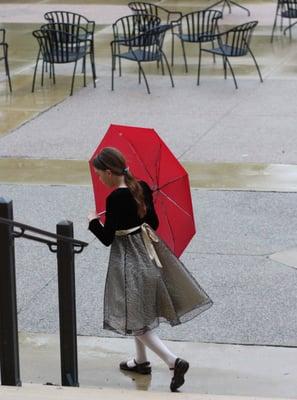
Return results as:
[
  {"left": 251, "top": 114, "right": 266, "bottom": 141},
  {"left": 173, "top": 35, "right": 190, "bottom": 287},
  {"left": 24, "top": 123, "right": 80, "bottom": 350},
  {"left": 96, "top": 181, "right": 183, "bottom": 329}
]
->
[{"left": 124, "top": 171, "right": 147, "bottom": 219}]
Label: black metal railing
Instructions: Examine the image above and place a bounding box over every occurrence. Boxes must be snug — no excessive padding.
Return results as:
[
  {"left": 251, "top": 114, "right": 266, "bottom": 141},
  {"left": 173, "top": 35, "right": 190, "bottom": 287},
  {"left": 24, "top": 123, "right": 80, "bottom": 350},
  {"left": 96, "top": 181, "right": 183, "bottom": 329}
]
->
[{"left": 0, "top": 197, "right": 88, "bottom": 387}]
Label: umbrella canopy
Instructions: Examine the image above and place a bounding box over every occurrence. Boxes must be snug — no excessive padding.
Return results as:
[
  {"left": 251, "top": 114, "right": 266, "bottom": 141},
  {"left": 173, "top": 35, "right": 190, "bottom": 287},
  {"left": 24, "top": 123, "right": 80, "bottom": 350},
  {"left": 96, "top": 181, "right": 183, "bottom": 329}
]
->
[{"left": 89, "top": 124, "right": 195, "bottom": 257}]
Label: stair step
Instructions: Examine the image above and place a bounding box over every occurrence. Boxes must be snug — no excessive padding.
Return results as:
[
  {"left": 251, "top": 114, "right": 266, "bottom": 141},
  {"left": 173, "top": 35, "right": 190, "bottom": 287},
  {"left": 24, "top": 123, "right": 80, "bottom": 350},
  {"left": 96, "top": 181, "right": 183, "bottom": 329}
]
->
[{"left": 0, "top": 384, "right": 288, "bottom": 400}]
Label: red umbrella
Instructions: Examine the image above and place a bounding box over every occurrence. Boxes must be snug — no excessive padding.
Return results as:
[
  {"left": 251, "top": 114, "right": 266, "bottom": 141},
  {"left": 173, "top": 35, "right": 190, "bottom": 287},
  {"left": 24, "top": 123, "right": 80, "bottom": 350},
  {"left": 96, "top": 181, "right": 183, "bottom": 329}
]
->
[{"left": 89, "top": 124, "right": 195, "bottom": 257}]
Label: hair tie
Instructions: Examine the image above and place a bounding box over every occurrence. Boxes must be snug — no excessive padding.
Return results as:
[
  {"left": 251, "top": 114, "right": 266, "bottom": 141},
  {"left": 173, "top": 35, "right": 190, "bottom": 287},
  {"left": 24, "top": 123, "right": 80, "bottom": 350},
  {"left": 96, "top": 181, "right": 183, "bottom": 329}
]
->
[{"left": 123, "top": 167, "right": 129, "bottom": 175}]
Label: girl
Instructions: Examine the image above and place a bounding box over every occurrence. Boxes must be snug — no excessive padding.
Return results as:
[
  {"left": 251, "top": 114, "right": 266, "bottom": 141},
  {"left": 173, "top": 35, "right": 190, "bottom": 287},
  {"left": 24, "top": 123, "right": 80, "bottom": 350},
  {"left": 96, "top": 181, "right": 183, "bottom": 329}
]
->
[{"left": 88, "top": 147, "right": 213, "bottom": 392}]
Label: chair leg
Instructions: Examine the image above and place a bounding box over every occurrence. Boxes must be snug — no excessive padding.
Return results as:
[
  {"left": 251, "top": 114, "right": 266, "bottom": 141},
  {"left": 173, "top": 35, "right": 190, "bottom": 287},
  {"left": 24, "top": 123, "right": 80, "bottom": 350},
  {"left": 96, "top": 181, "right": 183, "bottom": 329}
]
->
[
  {"left": 211, "top": 41, "right": 216, "bottom": 64},
  {"left": 138, "top": 64, "right": 141, "bottom": 84},
  {"left": 223, "top": 56, "right": 227, "bottom": 79},
  {"left": 171, "top": 29, "right": 175, "bottom": 67},
  {"left": 111, "top": 51, "right": 116, "bottom": 91},
  {"left": 180, "top": 40, "right": 188, "bottom": 73},
  {"left": 90, "top": 52, "right": 96, "bottom": 88},
  {"left": 161, "top": 51, "right": 174, "bottom": 88},
  {"left": 32, "top": 52, "right": 41, "bottom": 93},
  {"left": 4, "top": 45, "right": 12, "bottom": 92},
  {"left": 41, "top": 60, "right": 45, "bottom": 86},
  {"left": 83, "top": 57, "right": 86, "bottom": 87},
  {"left": 91, "top": 44, "right": 97, "bottom": 80},
  {"left": 160, "top": 56, "right": 165, "bottom": 76},
  {"left": 197, "top": 44, "right": 202, "bottom": 86},
  {"left": 287, "top": 17, "right": 292, "bottom": 40},
  {"left": 52, "top": 64, "right": 56, "bottom": 85},
  {"left": 248, "top": 48, "right": 263, "bottom": 83},
  {"left": 271, "top": 12, "right": 279, "bottom": 43},
  {"left": 225, "top": 57, "right": 238, "bottom": 89},
  {"left": 70, "top": 60, "right": 78, "bottom": 96},
  {"left": 284, "top": 20, "right": 297, "bottom": 38},
  {"left": 111, "top": 58, "right": 115, "bottom": 91},
  {"left": 117, "top": 42, "right": 122, "bottom": 77},
  {"left": 138, "top": 62, "right": 150, "bottom": 94}
]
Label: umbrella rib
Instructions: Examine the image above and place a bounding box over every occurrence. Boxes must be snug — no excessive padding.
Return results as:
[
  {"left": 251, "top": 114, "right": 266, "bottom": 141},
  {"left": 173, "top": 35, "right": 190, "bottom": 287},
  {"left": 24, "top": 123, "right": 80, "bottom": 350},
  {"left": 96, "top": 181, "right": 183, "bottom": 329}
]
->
[
  {"left": 122, "top": 137, "right": 155, "bottom": 183},
  {"left": 158, "top": 175, "right": 187, "bottom": 191},
  {"left": 159, "top": 189, "right": 193, "bottom": 218},
  {"left": 164, "top": 207, "right": 177, "bottom": 254}
]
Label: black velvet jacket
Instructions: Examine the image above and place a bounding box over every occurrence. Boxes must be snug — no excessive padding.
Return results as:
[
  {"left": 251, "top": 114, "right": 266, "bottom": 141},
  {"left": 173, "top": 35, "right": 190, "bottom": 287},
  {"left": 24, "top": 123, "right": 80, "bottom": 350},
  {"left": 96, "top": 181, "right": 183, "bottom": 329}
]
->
[{"left": 88, "top": 181, "right": 159, "bottom": 246}]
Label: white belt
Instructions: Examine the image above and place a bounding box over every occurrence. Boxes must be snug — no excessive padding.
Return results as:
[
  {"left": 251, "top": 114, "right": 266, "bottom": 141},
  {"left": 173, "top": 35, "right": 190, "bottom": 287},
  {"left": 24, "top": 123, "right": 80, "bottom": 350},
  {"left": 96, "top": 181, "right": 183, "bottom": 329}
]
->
[{"left": 115, "top": 223, "right": 162, "bottom": 268}]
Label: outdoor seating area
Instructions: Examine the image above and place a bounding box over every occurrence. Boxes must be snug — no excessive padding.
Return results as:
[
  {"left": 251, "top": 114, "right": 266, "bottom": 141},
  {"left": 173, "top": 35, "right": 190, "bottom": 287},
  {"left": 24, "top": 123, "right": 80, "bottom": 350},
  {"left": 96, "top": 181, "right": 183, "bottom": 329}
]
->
[
  {"left": 0, "top": 0, "right": 297, "bottom": 99},
  {"left": 0, "top": 0, "right": 297, "bottom": 95}
]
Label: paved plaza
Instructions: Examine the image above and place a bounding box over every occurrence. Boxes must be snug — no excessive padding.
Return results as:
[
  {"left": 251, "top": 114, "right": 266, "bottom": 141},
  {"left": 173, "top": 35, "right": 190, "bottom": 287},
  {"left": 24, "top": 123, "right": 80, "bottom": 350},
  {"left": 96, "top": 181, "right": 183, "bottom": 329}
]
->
[{"left": 0, "top": 0, "right": 297, "bottom": 397}]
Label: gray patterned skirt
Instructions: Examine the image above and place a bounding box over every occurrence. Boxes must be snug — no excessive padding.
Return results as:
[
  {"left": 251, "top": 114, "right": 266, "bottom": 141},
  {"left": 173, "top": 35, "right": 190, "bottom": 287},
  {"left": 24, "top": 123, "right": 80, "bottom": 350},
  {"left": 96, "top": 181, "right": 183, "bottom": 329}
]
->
[{"left": 103, "top": 229, "right": 213, "bottom": 336}]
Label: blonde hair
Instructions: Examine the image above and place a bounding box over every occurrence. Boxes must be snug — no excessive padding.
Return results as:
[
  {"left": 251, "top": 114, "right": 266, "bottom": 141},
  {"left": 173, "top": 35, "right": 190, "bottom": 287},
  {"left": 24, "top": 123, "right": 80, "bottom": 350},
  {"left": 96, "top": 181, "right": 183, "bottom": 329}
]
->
[{"left": 93, "top": 147, "right": 147, "bottom": 218}]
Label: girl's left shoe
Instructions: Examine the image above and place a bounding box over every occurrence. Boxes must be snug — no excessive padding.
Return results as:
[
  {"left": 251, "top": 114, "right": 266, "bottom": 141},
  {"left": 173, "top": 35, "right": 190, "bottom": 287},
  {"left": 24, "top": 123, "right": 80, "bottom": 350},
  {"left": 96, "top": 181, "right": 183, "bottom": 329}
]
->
[{"left": 170, "top": 358, "right": 189, "bottom": 392}]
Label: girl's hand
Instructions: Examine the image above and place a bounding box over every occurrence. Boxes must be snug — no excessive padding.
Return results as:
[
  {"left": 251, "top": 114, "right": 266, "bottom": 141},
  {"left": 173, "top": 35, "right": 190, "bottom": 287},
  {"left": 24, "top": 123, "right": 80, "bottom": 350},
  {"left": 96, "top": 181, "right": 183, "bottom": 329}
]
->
[{"left": 87, "top": 210, "right": 98, "bottom": 222}]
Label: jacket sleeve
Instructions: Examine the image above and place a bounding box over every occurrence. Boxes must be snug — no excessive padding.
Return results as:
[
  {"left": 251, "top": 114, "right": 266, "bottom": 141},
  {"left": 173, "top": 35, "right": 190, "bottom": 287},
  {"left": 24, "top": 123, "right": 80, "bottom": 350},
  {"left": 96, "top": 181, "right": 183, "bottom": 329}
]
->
[
  {"left": 88, "top": 195, "right": 117, "bottom": 246},
  {"left": 142, "top": 181, "right": 159, "bottom": 231}
]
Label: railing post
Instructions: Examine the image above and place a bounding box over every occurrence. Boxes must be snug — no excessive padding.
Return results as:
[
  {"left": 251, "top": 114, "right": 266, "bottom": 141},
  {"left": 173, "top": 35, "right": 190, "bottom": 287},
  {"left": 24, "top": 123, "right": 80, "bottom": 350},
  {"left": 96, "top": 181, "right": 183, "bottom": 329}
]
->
[
  {"left": 56, "top": 220, "right": 79, "bottom": 387},
  {"left": 0, "top": 198, "right": 21, "bottom": 386}
]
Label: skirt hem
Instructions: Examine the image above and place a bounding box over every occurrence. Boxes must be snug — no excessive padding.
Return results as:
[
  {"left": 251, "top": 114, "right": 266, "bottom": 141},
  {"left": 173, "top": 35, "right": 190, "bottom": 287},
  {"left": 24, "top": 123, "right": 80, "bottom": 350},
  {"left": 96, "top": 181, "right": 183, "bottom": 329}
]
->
[{"left": 103, "top": 298, "right": 213, "bottom": 336}]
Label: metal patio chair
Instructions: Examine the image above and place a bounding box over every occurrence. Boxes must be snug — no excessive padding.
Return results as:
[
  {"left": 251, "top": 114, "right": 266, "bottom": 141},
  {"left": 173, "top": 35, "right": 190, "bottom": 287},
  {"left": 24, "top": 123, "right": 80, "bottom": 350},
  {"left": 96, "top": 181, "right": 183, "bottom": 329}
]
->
[
  {"left": 32, "top": 23, "right": 96, "bottom": 96},
  {"left": 0, "top": 29, "right": 12, "bottom": 92},
  {"left": 198, "top": 21, "right": 263, "bottom": 88},
  {"left": 128, "top": 2, "right": 182, "bottom": 65},
  {"left": 112, "top": 14, "right": 161, "bottom": 76},
  {"left": 111, "top": 24, "right": 174, "bottom": 94},
  {"left": 174, "top": 10, "right": 223, "bottom": 74},
  {"left": 44, "top": 10, "right": 96, "bottom": 78},
  {"left": 271, "top": 0, "right": 297, "bottom": 42}
]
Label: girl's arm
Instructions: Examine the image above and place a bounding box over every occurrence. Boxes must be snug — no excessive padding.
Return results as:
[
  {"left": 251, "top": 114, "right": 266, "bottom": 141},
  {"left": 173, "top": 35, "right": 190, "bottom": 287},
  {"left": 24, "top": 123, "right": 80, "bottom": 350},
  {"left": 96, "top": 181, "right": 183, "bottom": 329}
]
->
[{"left": 88, "top": 196, "right": 117, "bottom": 246}]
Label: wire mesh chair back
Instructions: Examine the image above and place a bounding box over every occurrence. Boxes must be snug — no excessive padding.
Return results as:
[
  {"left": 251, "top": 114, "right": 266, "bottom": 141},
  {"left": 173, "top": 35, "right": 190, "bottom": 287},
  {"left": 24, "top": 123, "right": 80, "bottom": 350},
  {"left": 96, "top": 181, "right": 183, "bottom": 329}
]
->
[
  {"left": 280, "top": 0, "right": 297, "bottom": 17},
  {"left": 128, "top": 2, "right": 173, "bottom": 24},
  {"left": 131, "top": 24, "right": 171, "bottom": 61},
  {"left": 34, "top": 24, "right": 89, "bottom": 63},
  {"left": 179, "top": 10, "right": 223, "bottom": 42},
  {"left": 218, "top": 21, "right": 258, "bottom": 56},
  {"left": 112, "top": 14, "right": 161, "bottom": 46},
  {"left": 44, "top": 11, "right": 95, "bottom": 34}
]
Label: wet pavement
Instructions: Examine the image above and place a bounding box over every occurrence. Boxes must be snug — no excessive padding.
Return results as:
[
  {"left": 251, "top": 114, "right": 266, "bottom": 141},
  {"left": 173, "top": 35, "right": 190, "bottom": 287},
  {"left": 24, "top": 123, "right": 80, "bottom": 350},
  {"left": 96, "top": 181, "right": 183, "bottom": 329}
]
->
[
  {"left": 10, "top": 331, "right": 297, "bottom": 397},
  {"left": 1, "top": 0, "right": 297, "bottom": 397}
]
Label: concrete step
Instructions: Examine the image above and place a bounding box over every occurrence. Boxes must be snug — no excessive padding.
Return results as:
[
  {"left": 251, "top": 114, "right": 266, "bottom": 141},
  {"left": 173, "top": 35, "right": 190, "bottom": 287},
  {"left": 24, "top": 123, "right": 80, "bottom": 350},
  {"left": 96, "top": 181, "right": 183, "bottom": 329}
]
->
[
  {"left": 0, "top": 384, "right": 291, "bottom": 400},
  {"left": 11, "top": 332, "right": 297, "bottom": 398}
]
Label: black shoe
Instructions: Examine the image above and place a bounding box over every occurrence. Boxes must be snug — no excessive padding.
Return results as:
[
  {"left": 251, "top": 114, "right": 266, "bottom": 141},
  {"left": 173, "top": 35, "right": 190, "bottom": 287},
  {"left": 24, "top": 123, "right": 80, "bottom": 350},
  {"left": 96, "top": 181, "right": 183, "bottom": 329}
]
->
[
  {"left": 120, "top": 359, "right": 151, "bottom": 375},
  {"left": 170, "top": 358, "right": 189, "bottom": 392}
]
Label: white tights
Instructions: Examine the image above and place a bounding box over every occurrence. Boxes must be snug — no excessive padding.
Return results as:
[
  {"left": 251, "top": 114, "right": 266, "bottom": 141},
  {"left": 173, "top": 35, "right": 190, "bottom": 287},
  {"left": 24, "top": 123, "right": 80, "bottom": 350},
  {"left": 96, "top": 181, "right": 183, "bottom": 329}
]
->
[{"left": 127, "top": 329, "right": 177, "bottom": 369}]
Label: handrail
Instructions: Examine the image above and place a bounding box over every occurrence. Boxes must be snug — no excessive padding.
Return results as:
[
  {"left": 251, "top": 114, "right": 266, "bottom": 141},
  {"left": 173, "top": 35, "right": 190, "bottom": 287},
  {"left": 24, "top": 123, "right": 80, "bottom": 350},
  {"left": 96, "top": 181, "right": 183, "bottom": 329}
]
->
[
  {"left": 0, "top": 199, "right": 83, "bottom": 387},
  {"left": 0, "top": 217, "right": 88, "bottom": 249}
]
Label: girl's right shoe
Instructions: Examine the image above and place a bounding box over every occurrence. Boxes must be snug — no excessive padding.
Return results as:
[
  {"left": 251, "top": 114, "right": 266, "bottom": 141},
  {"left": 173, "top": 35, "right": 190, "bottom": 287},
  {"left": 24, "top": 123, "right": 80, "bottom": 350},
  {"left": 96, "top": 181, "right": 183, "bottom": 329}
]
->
[{"left": 119, "top": 359, "right": 152, "bottom": 375}]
